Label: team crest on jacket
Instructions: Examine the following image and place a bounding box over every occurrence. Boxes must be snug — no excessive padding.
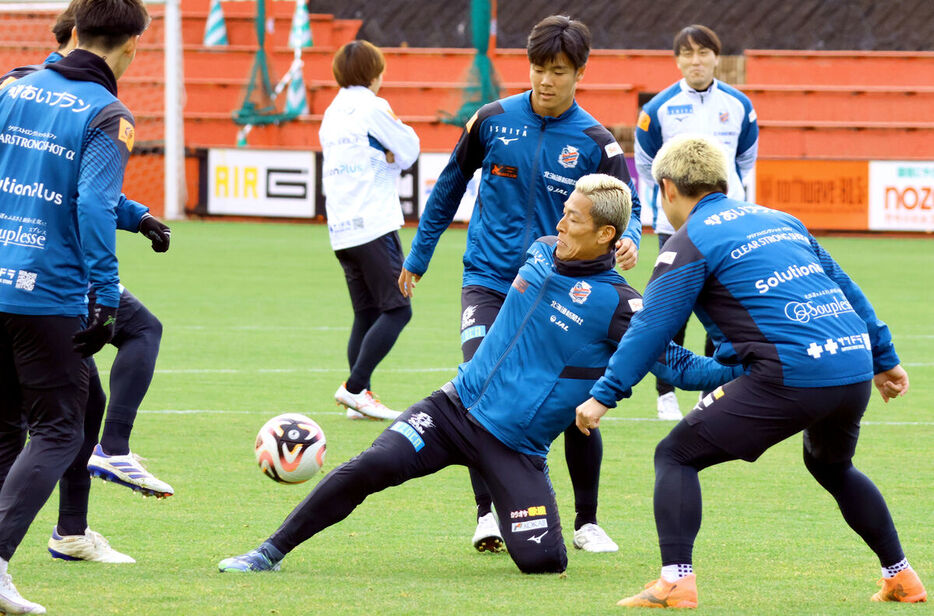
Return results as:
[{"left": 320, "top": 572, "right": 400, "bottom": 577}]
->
[
  {"left": 558, "top": 145, "right": 579, "bottom": 169},
  {"left": 569, "top": 280, "right": 591, "bottom": 304},
  {"left": 719, "top": 111, "right": 730, "bottom": 124}
]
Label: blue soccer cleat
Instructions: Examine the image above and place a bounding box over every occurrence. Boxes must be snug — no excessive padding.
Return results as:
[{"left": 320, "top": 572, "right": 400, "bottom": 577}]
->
[{"left": 218, "top": 548, "right": 282, "bottom": 573}]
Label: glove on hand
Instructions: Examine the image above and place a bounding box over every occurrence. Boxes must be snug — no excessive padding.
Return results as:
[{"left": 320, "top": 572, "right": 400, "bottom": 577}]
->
[
  {"left": 139, "top": 214, "right": 171, "bottom": 253},
  {"left": 73, "top": 303, "right": 117, "bottom": 357}
]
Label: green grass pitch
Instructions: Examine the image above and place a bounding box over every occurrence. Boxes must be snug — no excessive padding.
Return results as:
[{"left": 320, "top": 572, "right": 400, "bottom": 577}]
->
[{"left": 15, "top": 221, "right": 933, "bottom": 615}]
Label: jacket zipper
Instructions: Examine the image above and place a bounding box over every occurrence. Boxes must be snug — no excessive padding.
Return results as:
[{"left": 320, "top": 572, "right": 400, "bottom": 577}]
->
[{"left": 470, "top": 268, "right": 553, "bottom": 407}]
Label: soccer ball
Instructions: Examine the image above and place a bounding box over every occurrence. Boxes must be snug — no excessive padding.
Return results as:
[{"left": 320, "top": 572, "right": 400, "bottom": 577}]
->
[{"left": 255, "top": 413, "right": 327, "bottom": 484}]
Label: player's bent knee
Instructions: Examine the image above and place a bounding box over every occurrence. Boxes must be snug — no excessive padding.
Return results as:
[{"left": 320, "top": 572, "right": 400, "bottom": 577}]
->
[
  {"left": 512, "top": 549, "right": 567, "bottom": 575},
  {"left": 803, "top": 449, "right": 853, "bottom": 487}
]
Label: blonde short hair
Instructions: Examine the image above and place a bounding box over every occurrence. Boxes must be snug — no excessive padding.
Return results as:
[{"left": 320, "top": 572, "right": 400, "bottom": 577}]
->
[
  {"left": 652, "top": 134, "right": 729, "bottom": 197},
  {"left": 573, "top": 173, "right": 632, "bottom": 244}
]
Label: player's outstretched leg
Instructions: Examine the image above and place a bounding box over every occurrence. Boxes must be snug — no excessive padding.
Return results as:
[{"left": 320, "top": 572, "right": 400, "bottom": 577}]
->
[
  {"left": 87, "top": 445, "right": 173, "bottom": 499},
  {"left": 88, "top": 296, "right": 174, "bottom": 498}
]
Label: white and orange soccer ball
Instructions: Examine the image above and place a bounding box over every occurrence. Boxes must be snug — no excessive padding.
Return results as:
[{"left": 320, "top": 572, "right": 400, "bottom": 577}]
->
[{"left": 254, "top": 413, "right": 327, "bottom": 484}]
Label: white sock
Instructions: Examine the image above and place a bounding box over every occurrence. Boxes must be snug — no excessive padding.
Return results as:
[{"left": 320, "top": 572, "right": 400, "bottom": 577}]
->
[
  {"left": 661, "top": 563, "right": 693, "bottom": 582},
  {"left": 882, "top": 558, "right": 910, "bottom": 579}
]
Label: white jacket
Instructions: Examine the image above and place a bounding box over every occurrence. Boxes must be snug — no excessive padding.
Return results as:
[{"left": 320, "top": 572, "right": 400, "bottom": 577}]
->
[
  {"left": 320, "top": 86, "right": 420, "bottom": 250},
  {"left": 634, "top": 78, "right": 758, "bottom": 235}
]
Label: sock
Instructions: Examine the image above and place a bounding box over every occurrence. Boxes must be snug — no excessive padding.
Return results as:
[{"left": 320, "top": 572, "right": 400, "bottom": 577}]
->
[
  {"left": 258, "top": 540, "right": 285, "bottom": 564},
  {"left": 574, "top": 510, "right": 597, "bottom": 531},
  {"left": 882, "top": 558, "right": 910, "bottom": 579},
  {"left": 661, "top": 563, "right": 693, "bottom": 582}
]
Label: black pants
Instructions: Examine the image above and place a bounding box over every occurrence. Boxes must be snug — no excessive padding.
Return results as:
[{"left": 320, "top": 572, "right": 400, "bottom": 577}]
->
[
  {"left": 269, "top": 388, "right": 567, "bottom": 574},
  {"left": 652, "top": 376, "right": 904, "bottom": 567},
  {"left": 335, "top": 232, "right": 412, "bottom": 393},
  {"left": 52, "top": 289, "right": 163, "bottom": 534},
  {"left": 0, "top": 313, "right": 88, "bottom": 560},
  {"left": 460, "top": 285, "right": 601, "bottom": 528}
]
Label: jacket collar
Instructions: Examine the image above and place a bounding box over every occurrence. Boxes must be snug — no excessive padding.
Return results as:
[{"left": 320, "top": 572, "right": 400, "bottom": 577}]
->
[
  {"left": 678, "top": 78, "right": 719, "bottom": 98},
  {"left": 553, "top": 247, "right": 615, "bottom": 277},
  {"left": 46, "top": 49, "right": 118, "bottom": 97}
]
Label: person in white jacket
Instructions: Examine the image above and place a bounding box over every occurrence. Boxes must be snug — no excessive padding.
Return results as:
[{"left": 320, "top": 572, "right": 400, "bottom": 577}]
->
[
  {"left": 320, "top": 40, "right": 420, "bottom": 421},
  {"left": 633, "top": 24, "right": 758, "bottom": 421}
]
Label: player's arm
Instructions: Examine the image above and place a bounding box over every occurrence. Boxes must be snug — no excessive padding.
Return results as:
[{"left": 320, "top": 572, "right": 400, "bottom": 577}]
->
[
  {"left": 115, "top": 194, "right": 147, "bottom": 231},
  {"left": 735, "top": 98, "right": 759, "bottom": 187},
  {"left": 77, "top": 104, "right": 133, "bottom": 310},
  {"left": 367, "top": 98, "right": 420, "bottom": 169},
  {"left": 806, "top": 233, "right": 899, "bottom": 374},
  {"left": 399, "top": 104, "right": 491, "bottom": 296},
  {"left": 650, "top": 341, "right": 744, "bottom": 391},
  {"left": 591, "top": 238, "right": 708, "bottom": 408}
]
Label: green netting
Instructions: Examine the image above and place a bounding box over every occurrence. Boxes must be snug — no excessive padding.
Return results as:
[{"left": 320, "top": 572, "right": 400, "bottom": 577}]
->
[
  {"left": 235, "top": 0, "right": 300, "bottom": 126},
  {"left": 441, "top": 0, "right": 500, "bottom": 126}
]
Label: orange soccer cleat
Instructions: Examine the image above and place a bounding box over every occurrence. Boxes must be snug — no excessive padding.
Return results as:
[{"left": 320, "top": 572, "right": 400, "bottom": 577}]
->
[
  {"left": 617, "top": 574, "right": 698, "bottom": 609},
  {"left": 871, "top": 568, "right": 927, "bottom": 603}
]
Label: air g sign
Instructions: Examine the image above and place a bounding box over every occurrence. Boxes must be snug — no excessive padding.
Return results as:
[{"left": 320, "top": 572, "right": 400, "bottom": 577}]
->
[{"left": 208, "top": 149, "right": 316, "bottom": 217}]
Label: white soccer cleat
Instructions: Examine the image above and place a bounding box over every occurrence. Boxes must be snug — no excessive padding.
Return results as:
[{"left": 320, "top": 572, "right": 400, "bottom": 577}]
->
[
  {"left": 345, "top": 407, "right": 380, "bottom": 421},
  {"left": 0, "top": 571, "right": 46, "bottom": 614},
  {"left": 573, "top": 523, "right": 619, "bottom": 553},
  {"left": 87, "top": 445, "right": 174, "bottom": 498},
  {"left": 48, "top": 527, "right": 135, "bottom": 563},
  {"left": 334, "top": 383, "right": 401, "bottom": 421},
  {"left": 656, "top": 392, "right": 683, "bottom": 421},
  {"left": 471, "top": 512, "right": 505, "bottom": 553}
]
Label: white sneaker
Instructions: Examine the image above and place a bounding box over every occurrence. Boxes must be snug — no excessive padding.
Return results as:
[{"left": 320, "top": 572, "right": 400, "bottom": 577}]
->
[
  {"left": 345, "top": 407, "right": 379, "bottom": 421},
  {"left": 0, "top": 571, "right": 46, "bottom": 614},
  {"left": 48, "top": 527, "right": 135, "bottom": 563},
  {"left": 471, "top": 512, "right": 505, "bottom": 553},
  {"left": 656, "top": 392, "right": 683, "bottom": 421},
  {"left": 87, "top": 445, "right": 174, "bottom": 498},
  {"left": 334, "top": 383, "right": 401, "bottom": 421},
  {"left": 573, "top": 523, "right": 619, "bottom": 553}
]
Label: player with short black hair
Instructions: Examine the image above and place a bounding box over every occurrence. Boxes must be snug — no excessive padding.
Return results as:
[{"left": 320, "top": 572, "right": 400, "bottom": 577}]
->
[
  {"left": 577, "top": 135, "right": 927, "bottom": 608},
  {"left": 398, "top": 13, "right": 642, "bottom": 555},
  {"left": 0, "top": 0, "right": 149, "bottom": 611},
  {"left": 634, "top": 24, "right": 758, "bottom": 422}
]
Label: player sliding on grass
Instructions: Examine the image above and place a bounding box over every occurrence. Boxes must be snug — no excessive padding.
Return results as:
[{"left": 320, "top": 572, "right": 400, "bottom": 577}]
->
[
  {"left": 219, "top": 174, "right": 739, "bottom": 575},
  {"left": 576, "top": 135, "right": 927, "bottom": 608}
]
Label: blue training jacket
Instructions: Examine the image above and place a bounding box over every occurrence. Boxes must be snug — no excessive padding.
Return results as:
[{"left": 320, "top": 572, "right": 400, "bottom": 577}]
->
[
  {"left": 41, "top": 50, "right": 150, "bottom": 234},
  {"left": 0, "top": 50, "right": 135, "bottom": 315},
  {"left": 405, "top": 91, "right": 642, "bottom": 295},
  {"left": 453, "top": 237, "right": 741, "bottom": 457},
  {"left": 591, "top": 193, "right": 898, "bottom": 407}
]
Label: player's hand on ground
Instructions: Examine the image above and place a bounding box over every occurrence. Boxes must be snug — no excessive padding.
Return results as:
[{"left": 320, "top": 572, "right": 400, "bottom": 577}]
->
[
  {"left": 615, "top": 237, "right": 638, "bottom": 270},
  {"left": 873, "top": 364, "right": 909, "bottom": 403},
  {"left": 398, "top": 268, "right": 421, "bottom": 298},
  {"left": 576, "top": 397, "right": 609, "bottom": 436},
  {"left": 139, "top": 214, "right": 171, "bottom": 253},
  {"left": 73, "top": 304, "right": 118, "bottom": 357}
]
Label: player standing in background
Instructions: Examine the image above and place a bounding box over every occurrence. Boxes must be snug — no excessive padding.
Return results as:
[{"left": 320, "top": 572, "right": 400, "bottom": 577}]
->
[
  {"left": 576, "top": 135, "right": 926, "bottom": 608},
  {"left": 633, "top": 24, "right": 758, "bottom": 421},
  {"left": 0, "top": 0, "right": 150, "bottom": 611},
  {"left": 398, "top": 14, "right": 641, "bottom": 554},
  {"left": 322, "top": 40, "right": 420, "bottom": 421},
  {"left": 220, "top": 175, "right": 737, "bottom": 576}
]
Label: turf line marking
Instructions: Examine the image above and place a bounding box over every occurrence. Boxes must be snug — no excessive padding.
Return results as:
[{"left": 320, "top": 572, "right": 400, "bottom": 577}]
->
[{"left": 136, "top": 409, "right": 934, "bottom": 427}]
